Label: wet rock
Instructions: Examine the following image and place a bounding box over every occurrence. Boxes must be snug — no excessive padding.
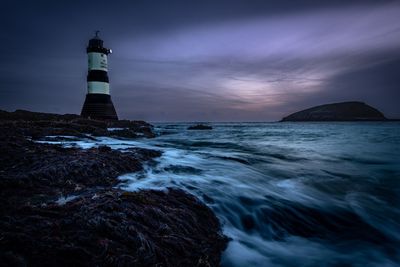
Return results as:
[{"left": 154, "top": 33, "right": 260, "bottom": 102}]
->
[
  {"left": 109, "top": 129, "right": 138, "bottom": 139},
  {"left": 98, "top": 145, "right": 112, "bottom": 152},
  {"left": 0, "top": 111, "right": 228, "bottom": 266},
  {"left": 188, "top": 124, "right": 213, "bottom": 130},
  {"left": 0, "top": 189, "right": 228, "bottom": 267},
  {"left": 0, "top": 130, "right": 157, "bottom": 205},
  {"left": 107, "top": 120, "right": 156, "bottom": 138},
  {"left": 0, "top": 109, "right": 156, "bottom": 139},
  {"left": 0, "top": 109, "right": 80, "bottom": 121}
]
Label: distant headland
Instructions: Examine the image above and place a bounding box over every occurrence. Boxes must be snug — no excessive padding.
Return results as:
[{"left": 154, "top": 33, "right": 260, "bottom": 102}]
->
[{"left": 280, "top": 101, "right": 392, "bottom": 122}]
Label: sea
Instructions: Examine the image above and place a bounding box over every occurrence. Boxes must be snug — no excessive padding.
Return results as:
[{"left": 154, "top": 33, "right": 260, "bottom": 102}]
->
[{"left": 43, "top": 122, "right": 400, "bottom": 267}]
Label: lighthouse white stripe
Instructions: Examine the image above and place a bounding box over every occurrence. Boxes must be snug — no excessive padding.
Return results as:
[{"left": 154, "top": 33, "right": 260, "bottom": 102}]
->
[
  {"left": 88, "top": 52, "right": 108, "bottom": 71},
  {"left": 88, "top": 81, "right": 110, "bottom": 95}
]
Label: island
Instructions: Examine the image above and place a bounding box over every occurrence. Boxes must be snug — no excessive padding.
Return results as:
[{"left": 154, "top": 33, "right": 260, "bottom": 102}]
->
[
  {"left": 280, "top": 101, "right": 387, "bottom": 122},
  {"left": 0, "top": 110, "right": 227, "bottom": 267}
]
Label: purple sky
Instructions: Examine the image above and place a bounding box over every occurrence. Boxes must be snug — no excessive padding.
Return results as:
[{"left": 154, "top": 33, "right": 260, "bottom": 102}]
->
[{"left": 1, "top": 0, "right": 400, "bottom": 121}]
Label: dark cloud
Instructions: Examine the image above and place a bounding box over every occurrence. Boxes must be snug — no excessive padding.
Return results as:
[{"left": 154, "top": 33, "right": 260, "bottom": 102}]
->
[{"left": 1, "top": 0, "right": 399, "bottom": 121}]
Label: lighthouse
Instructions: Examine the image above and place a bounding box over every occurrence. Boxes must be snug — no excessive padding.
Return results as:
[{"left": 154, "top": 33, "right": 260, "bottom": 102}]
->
[{"left": 81, "top": 31, "right": 118, "bottom": 120}]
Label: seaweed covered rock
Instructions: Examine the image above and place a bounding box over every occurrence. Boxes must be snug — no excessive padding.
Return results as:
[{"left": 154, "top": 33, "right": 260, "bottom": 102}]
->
[
  {"left": 0, "top": 109, "right": 156, "bottom": 139},
  {"left": 0, "top": 123, "right": 161, "bottom": 210},
  {"left": 0, "top": 114, "right": 228, "bottom": 267},
  {"left": 0, "top": 189, "right": 227, "bottom": 267}
]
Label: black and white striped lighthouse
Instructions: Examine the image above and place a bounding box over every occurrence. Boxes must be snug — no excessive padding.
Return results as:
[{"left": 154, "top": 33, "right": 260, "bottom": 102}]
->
[{"left": 81, "top": 31, "right": 118, "bottom": 120}]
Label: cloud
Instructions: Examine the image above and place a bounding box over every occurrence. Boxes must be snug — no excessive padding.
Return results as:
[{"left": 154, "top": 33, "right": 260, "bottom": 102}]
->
[
  {"left": 107, "top": 2, "right": 400, "bottom": 120},
  {"left": 120, "top": 3, "right": 400, "bottom": 60}
]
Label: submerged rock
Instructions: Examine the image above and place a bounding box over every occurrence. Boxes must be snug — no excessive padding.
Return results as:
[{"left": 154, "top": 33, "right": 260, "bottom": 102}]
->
[
  {"left": 188, "top": 124, "right": 213, "bottom": 130},
  {"left": 281, "top": 101, "right": 387, "bottom": 122}
]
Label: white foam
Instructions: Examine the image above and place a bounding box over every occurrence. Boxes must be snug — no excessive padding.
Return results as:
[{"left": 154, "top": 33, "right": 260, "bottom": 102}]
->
[
  {"left": 55, "top": 195, "right": 78, "bottom": 205},
  {"left": 107, "top": 127, "right": 126, "bottom": 131}
]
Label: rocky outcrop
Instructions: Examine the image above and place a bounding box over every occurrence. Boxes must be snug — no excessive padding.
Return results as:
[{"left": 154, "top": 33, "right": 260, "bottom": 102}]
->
[
  {"left": 0, "top": 111, "right": 228, "bottom": 267},
  {"left": 281, "top": 101, "right": 386, "bottom": 122},
  {"left": 0, "top": 187, "right": 227, "bottom": 267},
  {"left": 188, "top": 124, "right": 213, "bottom": 130},
  {"left": 0, "top": 109, "right": 156, "bottom": 138},
  {"left": 0, "top": 127, "right": 159, "bottom": 201}
]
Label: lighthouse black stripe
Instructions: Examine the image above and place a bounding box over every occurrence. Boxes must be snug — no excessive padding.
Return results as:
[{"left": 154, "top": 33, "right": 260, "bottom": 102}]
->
[
  {"left": 87, "top": 46, "right": 110, "bottom": 54},
  {"left": 87, "top": 70, "right": 109, "bottom": 83}
]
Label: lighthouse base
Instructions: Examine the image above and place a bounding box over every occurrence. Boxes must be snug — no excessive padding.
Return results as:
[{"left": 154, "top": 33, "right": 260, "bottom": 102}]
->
[{"left": 81, "top": 93, "right": 118, "bottom": 120}]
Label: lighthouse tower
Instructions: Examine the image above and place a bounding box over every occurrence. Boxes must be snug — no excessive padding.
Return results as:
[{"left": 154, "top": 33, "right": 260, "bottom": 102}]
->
[{"left": 81, "top": 31, "right": 118, "bottom": 120}]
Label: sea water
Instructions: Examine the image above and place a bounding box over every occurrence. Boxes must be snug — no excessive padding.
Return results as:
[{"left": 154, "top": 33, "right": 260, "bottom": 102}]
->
[{"left": 44, "top": 122, "right": 400, "bottom": 267}]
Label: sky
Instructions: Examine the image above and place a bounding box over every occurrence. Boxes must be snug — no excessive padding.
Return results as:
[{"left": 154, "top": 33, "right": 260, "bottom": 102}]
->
[{"left": 1, "top": 0, "right": 400, "bottom": 121}]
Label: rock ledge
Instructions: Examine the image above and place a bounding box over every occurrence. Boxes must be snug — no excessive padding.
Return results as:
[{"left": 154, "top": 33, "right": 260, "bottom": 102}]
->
[{"left": 0, "top": 110, "right": 227, "bottom": 267}]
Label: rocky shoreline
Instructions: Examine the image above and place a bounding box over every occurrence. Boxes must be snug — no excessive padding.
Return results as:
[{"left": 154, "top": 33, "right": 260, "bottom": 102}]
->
[{"left": 0, "top": 110, "right": 228, "bottom": 267}]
